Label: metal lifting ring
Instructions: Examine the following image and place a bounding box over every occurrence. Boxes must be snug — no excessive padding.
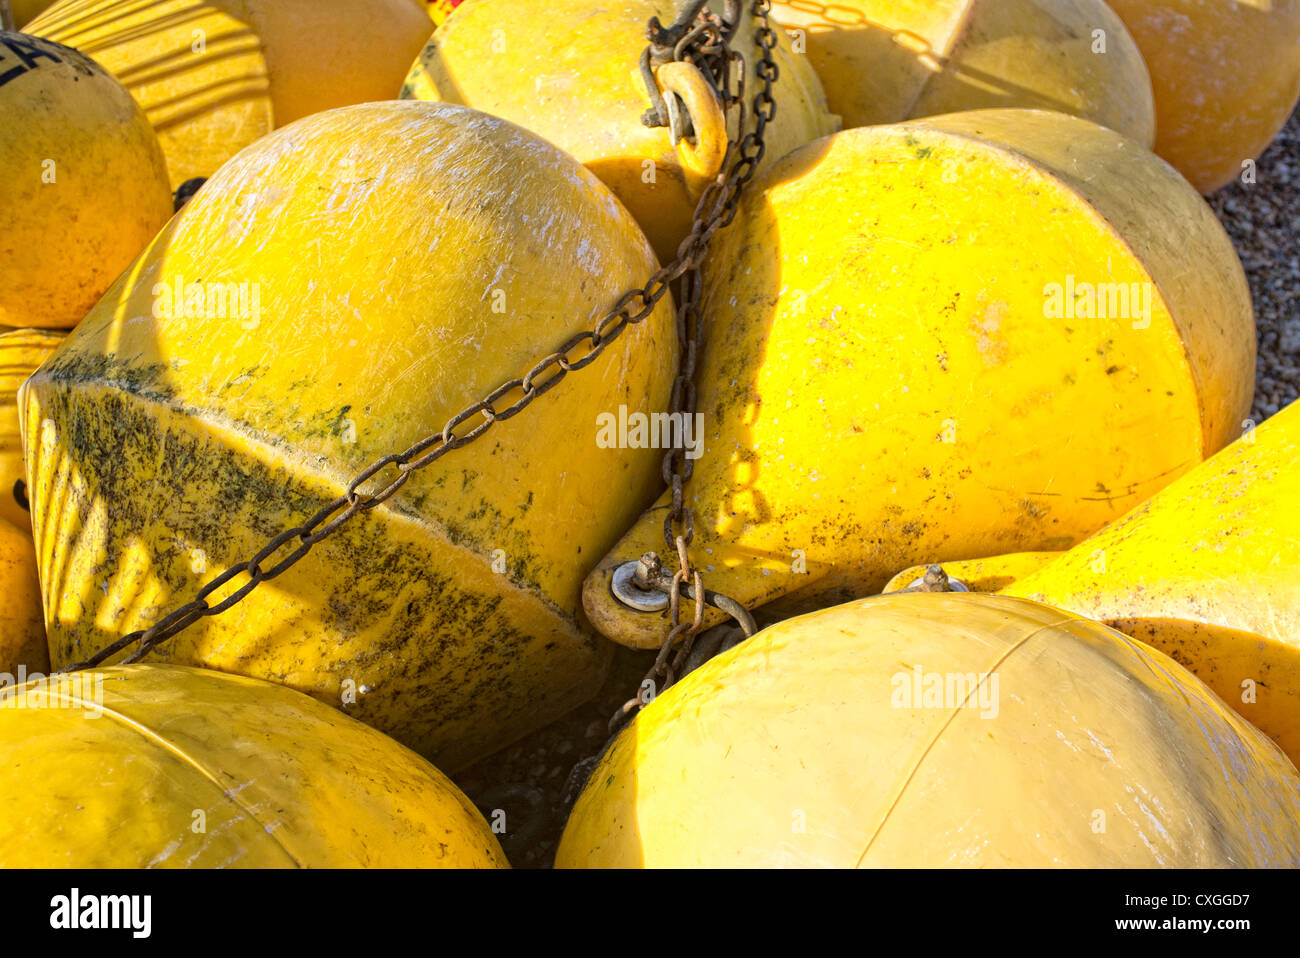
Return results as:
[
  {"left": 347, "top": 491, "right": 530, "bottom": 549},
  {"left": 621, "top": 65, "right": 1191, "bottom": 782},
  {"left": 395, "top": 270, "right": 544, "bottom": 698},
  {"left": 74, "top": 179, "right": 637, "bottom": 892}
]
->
[
  {"left": 905, "top": 575, "right": 970, "bottom": 592},
  {"left": 611, "top": 559, "right": 670, "bottom": 612},
  {"left": 610, "top": 554, "right": 757, "bottom": 637}
]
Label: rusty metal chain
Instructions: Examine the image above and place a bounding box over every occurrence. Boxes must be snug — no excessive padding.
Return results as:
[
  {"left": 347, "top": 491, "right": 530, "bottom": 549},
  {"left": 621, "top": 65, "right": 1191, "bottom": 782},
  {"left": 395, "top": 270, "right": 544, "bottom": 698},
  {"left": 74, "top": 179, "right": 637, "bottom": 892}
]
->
[
  {"left": 59, "top": 262, "right": 684, "bottom": 672},
  {"left": 601, "top": 0, "right": 779, "bottom": 746},
  {"left": 62, "top": 0, "right": 778, "bottom": 677}
]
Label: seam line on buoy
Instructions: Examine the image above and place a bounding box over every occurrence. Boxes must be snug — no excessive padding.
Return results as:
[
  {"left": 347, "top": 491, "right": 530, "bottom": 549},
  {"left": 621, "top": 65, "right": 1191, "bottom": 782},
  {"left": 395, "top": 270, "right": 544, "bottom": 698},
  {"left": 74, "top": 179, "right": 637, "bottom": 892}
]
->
[
  {"left": 854, "top": 617, "right": 1078, "bottom": 868},
  {"left": 36, "top": 683, "right": 305, "bottom": 868}
]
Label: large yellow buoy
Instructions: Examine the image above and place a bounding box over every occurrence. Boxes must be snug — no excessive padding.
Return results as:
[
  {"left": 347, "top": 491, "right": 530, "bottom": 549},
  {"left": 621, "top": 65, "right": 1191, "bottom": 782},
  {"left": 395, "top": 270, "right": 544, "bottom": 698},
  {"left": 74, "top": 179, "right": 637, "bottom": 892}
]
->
[
  {"left": 401, "top": 0, "right": 839, "bottom": 265},
  {"left": 1105, "top": 0, "right": 1300, "bottom": 193},
  {"left": 21, "top": 100, "right": 677, "bottom": 771},
  {"left": 0, "top": 328, "right": 63, "bottom": 530},
  {"left": 584, "top": 108, "right": 1255, "bottom": 649},
  {"left": 28, "top": 0, "right": 434, "bottom": 188},
  {"left": 0, "top": 664, "right": 506, "bottom": 867},
  {"left": 772, "top": 0, "right": 1156, "bottom": 145},
  {"left": 0, "top": 30, "right": 172, "bottom": 329},
  {"left": 558, "top": 593, "right": 1300, "bottom": 867},
  {"left": 888, "top": 400, "right": 1300, "bottom": 767},
  {"left": 0, "top": 516, "right": 46, "bottom": 675}
]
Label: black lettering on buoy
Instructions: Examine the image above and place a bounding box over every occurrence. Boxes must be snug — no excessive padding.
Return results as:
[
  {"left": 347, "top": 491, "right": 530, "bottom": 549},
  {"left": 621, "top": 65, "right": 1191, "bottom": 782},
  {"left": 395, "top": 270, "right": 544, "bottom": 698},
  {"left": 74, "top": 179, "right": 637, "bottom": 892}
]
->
[
  {"left": 0, "top": 52, "right": 27, "bottom": 90},
  {"left": 0, "top": 34, "right": 63, "bottom": 89},
  {"left": 3, "top": 34, "right": 63, "bottom": 70}
]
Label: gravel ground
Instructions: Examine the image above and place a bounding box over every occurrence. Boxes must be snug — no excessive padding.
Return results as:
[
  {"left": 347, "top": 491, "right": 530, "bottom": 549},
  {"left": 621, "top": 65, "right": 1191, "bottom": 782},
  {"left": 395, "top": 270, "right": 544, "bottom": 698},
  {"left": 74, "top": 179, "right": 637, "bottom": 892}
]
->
[
  {"left": 1209, "top": 107, "right": 1300, "bottom": 422},
  {"left": 452, "top": 645, "right": 656, "bottom": 868},
  {"left": 457, "top": 107, "right": 1300, "bottom": 869}
]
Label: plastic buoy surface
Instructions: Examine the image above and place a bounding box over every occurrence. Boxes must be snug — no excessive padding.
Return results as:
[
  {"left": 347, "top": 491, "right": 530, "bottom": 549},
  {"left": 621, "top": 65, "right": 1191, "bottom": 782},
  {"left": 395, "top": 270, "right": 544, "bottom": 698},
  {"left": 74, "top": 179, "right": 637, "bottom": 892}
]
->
[
  {"left": 21, "top": 100, "right": 677, "bottom": 771},
  {"left": 772, "top": 0, "right": 1155, "bottom": 145},
  {"left": 1105, "top": 0, "right": 1300, "bottom": 193},
  {"left": 558, "top": 593, "right": 1300, "bottom": 867},
  {"left": 401, "top": 0, "right": 839, "bottom": 265},
  {"left": 0, "top": 31, "right": 171, "bottom": 329},
  {"left": 974, "top": 401, "right": 1300, "bottom": 766},
  {"left": 0, "top": 328, "right": 63, "bottom": 530},
  {"left": 0, "top": 664, "right": 506, "bottom": 867},
  {"left": 585, "top": 108, "right": 1255, "bottom": 648},
  {"left": 28, "top": 0, "right": 435, "bottom": 187},
  {"left": 884, "top": 405, "right": 1300, "bottom": 765},
  {"left": 0, "top": 516, "right": 46, "bottom": 675}
]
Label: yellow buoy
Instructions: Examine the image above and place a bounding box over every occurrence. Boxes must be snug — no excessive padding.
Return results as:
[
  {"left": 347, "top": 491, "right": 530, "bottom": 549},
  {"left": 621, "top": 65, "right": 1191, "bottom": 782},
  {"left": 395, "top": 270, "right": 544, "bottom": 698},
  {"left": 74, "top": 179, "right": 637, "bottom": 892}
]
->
[
  {"left": 21, "top": 100, "right": 677, "bottom": 771},
  {"left": 0, "top": 664, "right": 506, "bottom": 867},
  {"left": 0, "top": 327, "right": 64, "bottom": 530},
  {"left": 558, "top": 593, "right": 1300, "bottom": 867},
  {"left": 401, "top": 0, "right": 839, "bottom": 265},
  {"left": 891, "top": 401, "right": 1300, "bottom": 768},
  {"left": 0, "top": 516, "right": 46, "bottom": 675},
  {"left": 772, "top": 0, "right": 1156, "bottom": 145},
  {"left": 584, "top": 108, "right": 1255, "bottom": 649},
  {"left": 1105, "top": 0, "right": 1300, "bottom": 193},
  {"left": 0, "top": 30, "right": 172, "bottom": 329},
  {"left": 28, "top": 0, "right": 434, "bottom": 188}
]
